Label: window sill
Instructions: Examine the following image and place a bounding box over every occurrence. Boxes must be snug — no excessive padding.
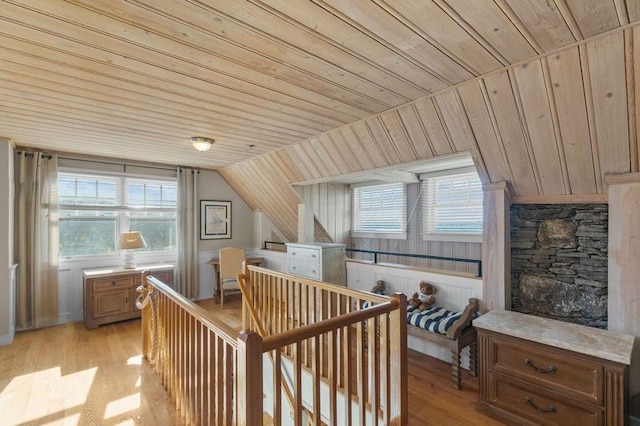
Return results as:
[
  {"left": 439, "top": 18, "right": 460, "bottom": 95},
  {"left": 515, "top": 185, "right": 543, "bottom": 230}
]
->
[
  {"left": 422, "top": 233, "right": 482, "bottom": 243},
  {"left": 352, "top": 231, "right": 407, "bottom": 240}
]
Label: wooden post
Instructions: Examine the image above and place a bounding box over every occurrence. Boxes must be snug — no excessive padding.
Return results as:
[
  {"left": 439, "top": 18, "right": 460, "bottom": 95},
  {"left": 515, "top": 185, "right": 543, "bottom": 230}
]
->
[
  {"left": 237, "top": 330, "right": 263, "bottom": 425},
  {"left": 388, "top": 293, "right": 407, "bottom": 425},
  {"left": 140, "top": 272, "right": 151, "bottom": 360},
  {"left": 242, "top": 261, "right": 250, "bottom": 330},
  {"left": 606, "top": 172, "right": 640, "bottom": 419},
  {"left": 482, "top": 181, "right": 512, "bottom": 311}
]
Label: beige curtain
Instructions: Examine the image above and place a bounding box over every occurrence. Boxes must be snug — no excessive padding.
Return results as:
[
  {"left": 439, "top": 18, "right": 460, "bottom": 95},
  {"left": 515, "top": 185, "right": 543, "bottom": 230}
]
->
[
  {"left": 176, "top": 167, "right": 199, "bottom": 299},
  {"left": 16, "top": 152, "right": 59, "bottom": 330}
]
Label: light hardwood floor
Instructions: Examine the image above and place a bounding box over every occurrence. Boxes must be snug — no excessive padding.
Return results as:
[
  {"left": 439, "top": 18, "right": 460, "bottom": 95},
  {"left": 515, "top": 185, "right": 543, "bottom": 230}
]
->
[{"left": 0, "top": 298, "right": 504, "bottom": 425}]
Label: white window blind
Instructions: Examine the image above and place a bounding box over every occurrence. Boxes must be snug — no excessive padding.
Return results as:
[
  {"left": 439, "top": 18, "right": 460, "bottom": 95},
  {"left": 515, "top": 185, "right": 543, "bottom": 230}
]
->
[
  {"left": 422, "top": 170, "right": 483, "bottom": 242},
  {"left": 352, "top": 183, "right": 406, "bottom": 236}
]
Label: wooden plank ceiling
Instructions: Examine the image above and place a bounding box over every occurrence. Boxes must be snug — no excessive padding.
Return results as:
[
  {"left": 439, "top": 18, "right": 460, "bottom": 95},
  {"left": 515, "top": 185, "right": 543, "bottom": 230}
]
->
[{"left": 2, "top": 0, "right": 640, "bottom": 240}]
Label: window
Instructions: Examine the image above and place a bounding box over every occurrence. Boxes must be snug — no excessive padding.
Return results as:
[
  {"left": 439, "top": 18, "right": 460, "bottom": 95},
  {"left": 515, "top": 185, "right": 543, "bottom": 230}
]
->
[
  {"left": 422, "top": 169, "right": 483, "bottom": 242},
  {"left": 352, "top": 183, "right": 407, "bottom": 239},
  {"left": 58, "top": 172, "right": 177, "bottom": 258}
]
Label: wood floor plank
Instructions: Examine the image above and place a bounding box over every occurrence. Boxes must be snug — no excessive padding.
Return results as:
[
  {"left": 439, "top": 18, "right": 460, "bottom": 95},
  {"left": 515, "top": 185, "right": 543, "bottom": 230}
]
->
[{"left": 0, "top": 299, "right": 504, "bottom": 425}]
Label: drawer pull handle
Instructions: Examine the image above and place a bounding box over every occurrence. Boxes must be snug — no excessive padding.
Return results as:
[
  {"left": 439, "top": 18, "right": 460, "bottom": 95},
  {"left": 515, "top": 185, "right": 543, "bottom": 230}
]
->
[
  {"left": 525, "top": 357, "right": 556, "bottom": 374},
  {"left": 112, "top": 281, "right": 116, "bottom": 286},
  {"left": 525, "top": 396, "right": 556, "bottom": 414}
]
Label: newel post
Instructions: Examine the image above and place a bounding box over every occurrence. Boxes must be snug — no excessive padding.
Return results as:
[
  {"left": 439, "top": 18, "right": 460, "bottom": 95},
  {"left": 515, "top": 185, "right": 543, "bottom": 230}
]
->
[
  {"left": 237, "top": 330, "right": 263, "bottom": 425},
  {"left": 389, "top": 292, "right": 408, "bottom": 425},
  {"left": 139, "top": 271, "right": 151, "bottom": 360}
]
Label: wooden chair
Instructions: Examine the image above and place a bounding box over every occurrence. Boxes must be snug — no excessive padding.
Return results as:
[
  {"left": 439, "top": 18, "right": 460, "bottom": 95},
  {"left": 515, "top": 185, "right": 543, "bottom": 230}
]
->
[{"left": 218, "top": 247, "right": 246, "bottom": 306}]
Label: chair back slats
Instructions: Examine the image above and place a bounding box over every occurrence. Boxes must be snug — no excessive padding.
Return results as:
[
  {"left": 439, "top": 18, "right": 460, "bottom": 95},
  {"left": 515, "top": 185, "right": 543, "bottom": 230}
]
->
[{"left": 219, "top": 247, "right": 246, "bottom": 305}]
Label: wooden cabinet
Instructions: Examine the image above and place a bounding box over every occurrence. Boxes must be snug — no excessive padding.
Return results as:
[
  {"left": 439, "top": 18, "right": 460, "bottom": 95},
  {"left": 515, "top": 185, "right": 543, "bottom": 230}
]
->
[
  {"left": 83, "top": 264, "right": 174, "bottom": 329},
  {"left": 286, "top": 242, "right": 346, "bottom": 285},
  {"left": 474, "top": 310, "right": 634, "bottom": 426}
]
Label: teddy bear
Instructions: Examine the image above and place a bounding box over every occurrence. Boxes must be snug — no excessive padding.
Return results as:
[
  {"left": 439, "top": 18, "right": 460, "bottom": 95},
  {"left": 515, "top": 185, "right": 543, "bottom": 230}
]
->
[
  {"left": 370, "top": 280, "right": 386, "bottom": 295},
  {"left": 408, "top": 281, "right": 437, "bottom": 311}
]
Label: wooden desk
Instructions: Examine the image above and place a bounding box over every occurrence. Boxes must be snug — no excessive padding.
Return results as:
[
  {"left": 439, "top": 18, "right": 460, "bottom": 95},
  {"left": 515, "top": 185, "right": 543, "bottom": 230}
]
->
[{"left": 208, "top": 257, "right": 264, "bottom": 299}]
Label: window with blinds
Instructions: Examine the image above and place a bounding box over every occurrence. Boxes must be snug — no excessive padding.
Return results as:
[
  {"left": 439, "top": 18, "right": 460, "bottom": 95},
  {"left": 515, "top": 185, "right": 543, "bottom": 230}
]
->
[
  {"left": 58, "top": 172, "right": 177, "bottom": 257},
  {"left": 422, "top": 169, "right": 483, "bottom": 242},
  {"left": 352, "top": 183, "right": 407, "bottom": 239}
]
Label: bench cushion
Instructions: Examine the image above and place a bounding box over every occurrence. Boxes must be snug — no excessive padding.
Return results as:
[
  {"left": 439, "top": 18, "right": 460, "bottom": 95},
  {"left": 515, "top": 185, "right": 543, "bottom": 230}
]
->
[{"left": 406, "top": 305, "right": 463, "bottom": 335}]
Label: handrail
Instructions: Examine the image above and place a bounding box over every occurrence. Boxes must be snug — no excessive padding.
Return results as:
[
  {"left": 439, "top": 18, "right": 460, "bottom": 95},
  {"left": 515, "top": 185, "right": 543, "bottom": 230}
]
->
[
  {"left": 145, "top": 275, "right": 238, "bottom": 346},
  {"left": 245, "top": 265, "right": 390, "bottom": 303},
  {"left": 140, "top": 273, "right": 240, "bottom": 425},
  {"left": 141, "top": 266, "right": 408, "bottom": 425},
  {"left": 261, "top": 240, "right": 483, "bottom": 276},
  {"left": 241, "top": 265, "right": 408, "bottom": 425},
  {"left": 347, "top": 248, "right": 483, "bottom": 277},
  {"left": 263, "top": 298, "right": 398, "bottom": 351}
]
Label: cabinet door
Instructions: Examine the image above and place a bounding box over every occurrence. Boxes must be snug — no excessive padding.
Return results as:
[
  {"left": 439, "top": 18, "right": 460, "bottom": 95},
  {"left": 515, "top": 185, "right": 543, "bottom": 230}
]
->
[{"left": 93, "top": 289, "right": 133, "bottom": 319}]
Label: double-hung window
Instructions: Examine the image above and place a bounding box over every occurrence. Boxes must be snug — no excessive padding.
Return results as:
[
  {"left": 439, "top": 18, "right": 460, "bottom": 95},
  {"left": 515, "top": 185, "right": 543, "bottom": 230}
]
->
[
  {"left": 58, "top": 172, "right": 177, "bottom": 258},
  {"left": 352, "top": 182, "right": 407, "bottom": 239},
  {"left": 422, "top": 168, "right": 483, "bottom": 242}
]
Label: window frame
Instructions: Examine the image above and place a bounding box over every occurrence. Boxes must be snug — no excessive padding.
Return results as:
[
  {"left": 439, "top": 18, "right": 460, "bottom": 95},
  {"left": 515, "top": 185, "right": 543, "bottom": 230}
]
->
[
  {"left": 57, "top": 169, "right": 177, "bottom": 260},
  {"left": 421, "top": 167, "right": 483, "bottom": 243},
  {"left": 351, "top": 182, "right": 407, "bottom": 240}
]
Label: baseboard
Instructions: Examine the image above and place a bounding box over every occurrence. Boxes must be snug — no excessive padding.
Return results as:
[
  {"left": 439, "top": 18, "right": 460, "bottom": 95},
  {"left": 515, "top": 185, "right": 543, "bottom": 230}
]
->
[
  {"left": 0, "top": 331, "right": 15, "bottom": 346},
  {"left": 58, "top": 312, "right": 83, "bottom": 324}
]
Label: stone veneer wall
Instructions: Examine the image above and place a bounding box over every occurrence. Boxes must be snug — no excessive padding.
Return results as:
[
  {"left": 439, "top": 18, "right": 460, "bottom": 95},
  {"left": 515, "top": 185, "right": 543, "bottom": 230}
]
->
[{"left": 510, "top": 204, "right": 608, "bottom": 328}]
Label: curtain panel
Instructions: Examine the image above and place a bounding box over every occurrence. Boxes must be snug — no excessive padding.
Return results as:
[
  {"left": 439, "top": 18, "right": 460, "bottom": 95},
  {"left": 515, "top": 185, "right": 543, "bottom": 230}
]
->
[
  {"left": 176, "top": 167, "right": 199, "bottom": 299},
  {"left": 15, "top": 152, "right": 59, "bottom": 330}
]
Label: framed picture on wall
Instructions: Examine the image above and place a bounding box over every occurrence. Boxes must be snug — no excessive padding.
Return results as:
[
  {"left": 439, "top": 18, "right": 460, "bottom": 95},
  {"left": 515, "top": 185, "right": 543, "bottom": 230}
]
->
[{"left": 200, "top": 200, "right": 231, "bottom": 239}]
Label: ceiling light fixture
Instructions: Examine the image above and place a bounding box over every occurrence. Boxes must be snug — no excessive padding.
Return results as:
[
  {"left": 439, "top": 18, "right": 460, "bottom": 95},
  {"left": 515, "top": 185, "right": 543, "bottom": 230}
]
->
[{"left": 189, "top": 136, "right": 214, "bottom": 152}]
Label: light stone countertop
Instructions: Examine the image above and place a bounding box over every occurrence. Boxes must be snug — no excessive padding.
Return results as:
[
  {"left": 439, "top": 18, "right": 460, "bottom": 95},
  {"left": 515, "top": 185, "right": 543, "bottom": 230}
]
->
[{"left": 473, "top": 309, "right": 635, "bottom": 365}]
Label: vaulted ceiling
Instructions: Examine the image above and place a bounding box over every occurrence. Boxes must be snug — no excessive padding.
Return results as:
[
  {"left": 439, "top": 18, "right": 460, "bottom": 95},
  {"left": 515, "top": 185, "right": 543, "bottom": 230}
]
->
[{"left": 3, "top": 1, "right": 640, "bottom": 240}]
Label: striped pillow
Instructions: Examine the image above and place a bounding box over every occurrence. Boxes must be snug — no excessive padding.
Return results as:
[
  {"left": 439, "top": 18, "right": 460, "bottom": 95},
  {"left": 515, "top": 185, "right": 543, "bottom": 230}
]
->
[{"left": 406, "top": 305, "right": 463, "bottom": 335}]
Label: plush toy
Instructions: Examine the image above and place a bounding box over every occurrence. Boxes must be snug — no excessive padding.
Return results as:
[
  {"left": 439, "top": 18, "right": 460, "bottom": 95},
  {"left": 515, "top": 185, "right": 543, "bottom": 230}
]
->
[
  {"left": 370, "top": 280, "right": 386, "bottom": 295},
  {"left": 408, "top": 281, "right": 437, "bottom": 311}
]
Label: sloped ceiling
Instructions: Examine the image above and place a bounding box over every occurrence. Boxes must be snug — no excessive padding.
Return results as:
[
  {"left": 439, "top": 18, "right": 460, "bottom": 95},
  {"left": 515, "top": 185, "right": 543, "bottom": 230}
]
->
[
  {"left": 1, "top": 1, "right": 640, "bottom": 240},
  {"left": 221, "top": 26, "right": 640, "bottom": 241}
]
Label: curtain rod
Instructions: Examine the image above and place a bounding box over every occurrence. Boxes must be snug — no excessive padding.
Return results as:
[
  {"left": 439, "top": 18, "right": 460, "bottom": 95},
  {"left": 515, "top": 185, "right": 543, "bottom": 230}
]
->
[
  {"left": 15, "top": 149, "right": 192, "bottom": 172},
  {"left": 15, "top": 150, "right": 53, "bottom": 159}
]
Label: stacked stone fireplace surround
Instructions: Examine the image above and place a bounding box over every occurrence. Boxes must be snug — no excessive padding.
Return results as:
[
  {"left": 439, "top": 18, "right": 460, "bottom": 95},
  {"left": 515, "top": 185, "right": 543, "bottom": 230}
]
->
[{"left": 510, "top": 204, "right": 609, "bottom": 328}]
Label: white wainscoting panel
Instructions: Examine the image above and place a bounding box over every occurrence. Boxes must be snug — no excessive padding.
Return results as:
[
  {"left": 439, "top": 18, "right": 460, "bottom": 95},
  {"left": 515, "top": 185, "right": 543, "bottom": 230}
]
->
[{"left": 347, "top": 260, "right": 483, "bottom": 366}]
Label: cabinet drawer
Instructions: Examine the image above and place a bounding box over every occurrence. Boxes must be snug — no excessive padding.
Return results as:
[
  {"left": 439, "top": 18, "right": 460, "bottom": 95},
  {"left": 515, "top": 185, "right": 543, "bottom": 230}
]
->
[
  {"left": 288, "top": 247, "right": 321, "bottom": 263},
  {"left": 93, "top": 276, "right": 133, "bottom": 292},
  {"left": 490, "top": 336, "right": 603, "bottom": 403},
  {"left": 489, "top": 375, "right": 603, "bottom": 426},
  {"left": 289, "top": 261, "right": 320, "bottom": 280}
]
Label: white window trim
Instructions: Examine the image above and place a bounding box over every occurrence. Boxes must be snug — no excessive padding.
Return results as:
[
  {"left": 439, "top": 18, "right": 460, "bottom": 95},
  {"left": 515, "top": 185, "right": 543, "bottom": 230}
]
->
[
  {"left": 58, "top": 169, "right": 177, "bottom": 259},
  {"left": 421, "top": 167, "right": 483, "bottom": 243}
]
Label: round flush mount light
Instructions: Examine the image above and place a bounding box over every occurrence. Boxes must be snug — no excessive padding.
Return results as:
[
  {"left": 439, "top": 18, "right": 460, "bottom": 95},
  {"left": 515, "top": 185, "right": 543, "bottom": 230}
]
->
[{"left": 189, "top": 136, "right": 214, "bottom": 152}]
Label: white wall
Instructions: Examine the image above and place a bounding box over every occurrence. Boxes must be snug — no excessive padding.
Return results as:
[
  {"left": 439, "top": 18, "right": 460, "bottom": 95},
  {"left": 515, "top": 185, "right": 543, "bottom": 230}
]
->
[
  {"left": 0, "top": 139, "right": 15, "bottom": 344},
  {"left": 198, "top": 170, "right": 254, "bottom": 251}
]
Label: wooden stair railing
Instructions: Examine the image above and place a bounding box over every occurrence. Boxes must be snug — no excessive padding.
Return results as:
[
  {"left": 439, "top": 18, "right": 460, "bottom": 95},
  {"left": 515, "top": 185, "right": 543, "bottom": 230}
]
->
[
  {"left": 139, "top": 273, "right": 240, "bottom": 425},
  {"left": 138, "top": 267, "right": 408, "bottom": 425},
  {"left": 238, "top": 265, "right": 408, "bottom": 426}
]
